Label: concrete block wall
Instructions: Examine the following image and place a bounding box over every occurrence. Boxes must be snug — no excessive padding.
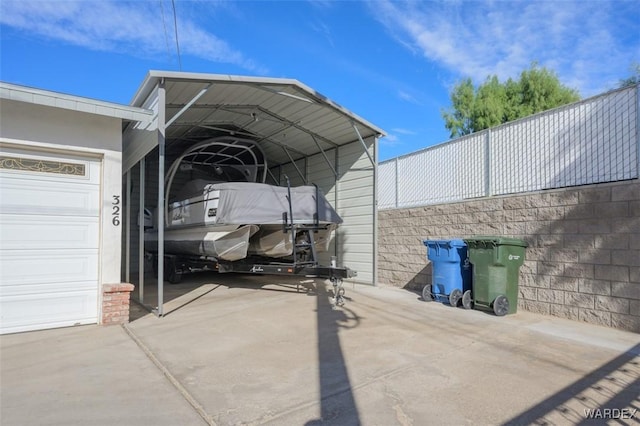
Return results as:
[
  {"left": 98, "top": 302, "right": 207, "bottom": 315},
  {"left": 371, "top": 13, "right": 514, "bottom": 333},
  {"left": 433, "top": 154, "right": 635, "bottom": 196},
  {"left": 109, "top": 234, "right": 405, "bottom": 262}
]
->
[{"left": 378, "top": 179, "right": 640, "bottom": 333}]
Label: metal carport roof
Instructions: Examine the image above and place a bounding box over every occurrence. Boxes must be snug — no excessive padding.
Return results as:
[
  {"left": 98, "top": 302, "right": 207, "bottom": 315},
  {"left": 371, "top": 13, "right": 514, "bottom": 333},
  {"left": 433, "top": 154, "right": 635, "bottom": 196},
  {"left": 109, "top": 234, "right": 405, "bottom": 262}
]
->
[{"left": 126, "top": 70, "right": 386, "bottom": 170}]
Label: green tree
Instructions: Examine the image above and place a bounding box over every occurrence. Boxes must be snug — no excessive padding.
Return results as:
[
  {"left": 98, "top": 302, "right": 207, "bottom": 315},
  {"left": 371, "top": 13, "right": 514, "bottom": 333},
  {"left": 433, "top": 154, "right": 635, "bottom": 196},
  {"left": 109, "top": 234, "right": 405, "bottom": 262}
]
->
[
  {"left": 442, "top": 64, "right": 580, "bottom": 138},
  {"left": 442, "top": 78, "right": 476, "bottom": 137},
  {"left": 618, "top": 63, "right": 640, "bottom": 88}
]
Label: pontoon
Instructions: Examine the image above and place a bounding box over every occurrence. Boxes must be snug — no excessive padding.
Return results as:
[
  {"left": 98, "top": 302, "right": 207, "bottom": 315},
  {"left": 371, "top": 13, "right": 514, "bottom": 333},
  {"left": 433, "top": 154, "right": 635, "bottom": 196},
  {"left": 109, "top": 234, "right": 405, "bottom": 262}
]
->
[{"left": 144, "top": 136, "right": 341, "bottom": 263}]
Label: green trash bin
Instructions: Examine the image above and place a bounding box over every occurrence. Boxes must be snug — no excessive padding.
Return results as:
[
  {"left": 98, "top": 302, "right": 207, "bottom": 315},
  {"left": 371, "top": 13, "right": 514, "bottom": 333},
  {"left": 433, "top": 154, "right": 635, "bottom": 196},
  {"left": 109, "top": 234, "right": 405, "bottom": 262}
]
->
[{"left": 464, "top": 237, "right": 528, "bottom": 316}]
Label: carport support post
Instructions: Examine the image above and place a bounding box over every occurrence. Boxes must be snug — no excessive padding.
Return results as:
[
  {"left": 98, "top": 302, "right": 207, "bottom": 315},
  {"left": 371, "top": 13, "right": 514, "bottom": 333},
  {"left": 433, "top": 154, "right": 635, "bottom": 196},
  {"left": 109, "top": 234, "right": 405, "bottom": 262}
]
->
[
  {"left": 334, "top": 147, "right": 340, "bottom": 259},
  {"left": 138, "top": 157, "right": 145, "bottom": 303},
  {"left": 156, "top": 80, "right": 166, "bottom": 317},
  {"left": 125, "top": 170, "right": 131, "bottom": 283},
  {"left": 373, "top": 135, "right": 379, "bottom": 286}
]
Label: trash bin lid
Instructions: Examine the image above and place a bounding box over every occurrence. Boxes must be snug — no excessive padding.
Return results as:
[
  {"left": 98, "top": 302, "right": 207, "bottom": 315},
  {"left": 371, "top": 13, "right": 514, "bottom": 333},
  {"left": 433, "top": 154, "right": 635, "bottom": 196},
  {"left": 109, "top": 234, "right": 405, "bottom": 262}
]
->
[
  {"left": 423, "top": 239, "right": 467, "bottom": 247},
  {"left": 463, "top": 236, "right": 528, "bottom": 247}
]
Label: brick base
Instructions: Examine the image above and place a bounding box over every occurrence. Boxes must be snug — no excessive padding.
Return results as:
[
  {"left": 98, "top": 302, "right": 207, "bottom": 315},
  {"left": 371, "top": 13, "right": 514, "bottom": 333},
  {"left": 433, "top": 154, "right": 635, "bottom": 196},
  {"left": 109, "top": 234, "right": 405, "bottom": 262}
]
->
[{"left": 101, "top": 283, "right": 134, "bottom": 325}]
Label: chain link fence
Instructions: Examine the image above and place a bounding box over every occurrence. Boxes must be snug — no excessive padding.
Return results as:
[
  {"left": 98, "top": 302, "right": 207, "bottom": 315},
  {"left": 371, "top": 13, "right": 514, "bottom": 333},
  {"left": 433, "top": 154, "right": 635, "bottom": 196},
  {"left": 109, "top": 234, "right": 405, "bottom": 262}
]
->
[{"left": 379, "top": 85, "right": 639, "bottom": 210}]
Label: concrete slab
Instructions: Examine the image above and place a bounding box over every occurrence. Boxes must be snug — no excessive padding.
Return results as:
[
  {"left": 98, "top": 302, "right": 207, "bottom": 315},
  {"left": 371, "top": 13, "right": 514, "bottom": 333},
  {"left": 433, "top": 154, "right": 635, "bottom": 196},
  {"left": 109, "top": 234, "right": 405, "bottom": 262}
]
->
[
  {"left": 126, "top": 273, "right": 640, "bottom": 425},
  {"left": 2, "top": 272, "right": 639, "bottom": 425},
  {"left": 0, "top": 323, "right": 206, "bottom": 425}
]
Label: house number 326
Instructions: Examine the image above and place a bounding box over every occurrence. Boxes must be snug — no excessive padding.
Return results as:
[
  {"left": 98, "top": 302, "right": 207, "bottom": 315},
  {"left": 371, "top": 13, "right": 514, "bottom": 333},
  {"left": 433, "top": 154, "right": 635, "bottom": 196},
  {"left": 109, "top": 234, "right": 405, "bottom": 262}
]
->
[{"left": 112, "top": 195, "right": 121, "bottom": 226}]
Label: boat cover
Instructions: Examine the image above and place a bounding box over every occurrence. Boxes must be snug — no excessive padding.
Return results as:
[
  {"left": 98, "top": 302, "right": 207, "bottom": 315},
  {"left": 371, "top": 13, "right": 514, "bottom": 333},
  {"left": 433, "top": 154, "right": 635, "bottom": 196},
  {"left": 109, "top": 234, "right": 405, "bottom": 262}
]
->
[{"left": 209, "top": 182, "right": 343, "bottom": 225}]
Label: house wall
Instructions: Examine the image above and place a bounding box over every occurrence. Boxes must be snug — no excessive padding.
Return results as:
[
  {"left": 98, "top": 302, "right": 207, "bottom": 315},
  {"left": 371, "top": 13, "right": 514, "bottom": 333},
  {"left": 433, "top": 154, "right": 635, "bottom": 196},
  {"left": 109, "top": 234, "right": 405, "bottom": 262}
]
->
[{"left": 378, "top": 179, "right": 640, "bottom": 332}]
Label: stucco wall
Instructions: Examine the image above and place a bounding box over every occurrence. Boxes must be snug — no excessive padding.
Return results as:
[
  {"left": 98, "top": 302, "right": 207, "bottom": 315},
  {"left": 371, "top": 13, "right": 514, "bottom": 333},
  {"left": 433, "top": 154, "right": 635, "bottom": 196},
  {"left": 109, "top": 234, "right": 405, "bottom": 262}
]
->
[
  {"left": 1, "top": 100, "right": 124, "bottom": 288},
  {"left": 378, "top": 179, "right": 640, "bottom": 333}
]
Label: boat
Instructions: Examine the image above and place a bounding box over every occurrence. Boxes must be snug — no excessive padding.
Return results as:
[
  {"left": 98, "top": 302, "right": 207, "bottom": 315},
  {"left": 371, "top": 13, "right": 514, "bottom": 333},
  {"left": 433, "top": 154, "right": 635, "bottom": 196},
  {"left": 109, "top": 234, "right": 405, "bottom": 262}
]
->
[{"left": 144, "top": 136, "right": 342, "bottom": 263}]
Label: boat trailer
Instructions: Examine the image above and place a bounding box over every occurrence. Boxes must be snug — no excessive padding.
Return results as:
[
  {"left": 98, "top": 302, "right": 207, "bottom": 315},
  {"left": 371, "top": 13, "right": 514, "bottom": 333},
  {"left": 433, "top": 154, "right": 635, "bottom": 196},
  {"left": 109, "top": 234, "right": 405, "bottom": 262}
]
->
[
  {"left": 150, "top": 176, "right": 355, "bottom": 307},
  {"left": 155, "top": 253, "right": 355, "bottom": 307}
]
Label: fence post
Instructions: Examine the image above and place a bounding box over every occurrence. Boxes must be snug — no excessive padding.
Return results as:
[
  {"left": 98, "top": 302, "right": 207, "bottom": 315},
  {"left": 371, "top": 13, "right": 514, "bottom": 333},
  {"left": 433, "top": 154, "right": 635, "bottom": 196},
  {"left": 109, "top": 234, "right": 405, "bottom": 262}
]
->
[
  {"left": 636, "top": 83, "right": 640, "bottom": 179},
  {"left": 484, "top": 130, "right": 492, "bottom": 196},
  {"left": 394, "top": 156, "right": 399, "bottom": 208}
]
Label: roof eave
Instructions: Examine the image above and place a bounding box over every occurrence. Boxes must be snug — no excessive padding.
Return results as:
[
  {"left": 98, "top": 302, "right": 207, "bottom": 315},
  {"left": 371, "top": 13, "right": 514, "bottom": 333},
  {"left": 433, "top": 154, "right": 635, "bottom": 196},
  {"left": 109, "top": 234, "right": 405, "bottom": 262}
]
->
[{"left": 1, "top": 81, "right": 153, "bottom": 124}]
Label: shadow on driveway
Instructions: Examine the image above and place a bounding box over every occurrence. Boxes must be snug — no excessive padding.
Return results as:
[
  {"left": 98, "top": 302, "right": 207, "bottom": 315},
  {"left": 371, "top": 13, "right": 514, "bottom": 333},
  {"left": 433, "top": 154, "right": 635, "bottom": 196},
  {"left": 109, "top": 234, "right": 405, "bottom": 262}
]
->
[
  {"left": 129, "top": 272, "right": 365, "bottom": 424},
  {"left": 305, "top": 282, "right": 362, "bottom": 425},
  {"left": 503, "top": 343, "right": 640, "bottom": 425}
]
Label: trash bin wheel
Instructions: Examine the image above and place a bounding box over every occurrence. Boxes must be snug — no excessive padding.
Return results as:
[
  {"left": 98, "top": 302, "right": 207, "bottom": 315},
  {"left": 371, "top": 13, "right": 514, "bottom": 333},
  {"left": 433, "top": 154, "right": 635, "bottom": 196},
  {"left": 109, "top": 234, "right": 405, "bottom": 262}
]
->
[
  {"left": 422, "top": 284, "right": 434, "bottom": 302},
  {"left": 462, "top": 290, "right": 473, "bottom": 310},
  {"left": 449, "top": 289, "right": 462, "bottom": 307},
  {"left": 493, "top": 295, "right": 509, "bottom": 316}
]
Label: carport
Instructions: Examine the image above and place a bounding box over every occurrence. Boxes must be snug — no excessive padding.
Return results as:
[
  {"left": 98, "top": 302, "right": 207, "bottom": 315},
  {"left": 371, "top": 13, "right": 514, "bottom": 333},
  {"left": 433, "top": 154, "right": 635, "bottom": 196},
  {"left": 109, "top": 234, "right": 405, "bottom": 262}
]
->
[{"left": 121, "top": 71, "right": 385, "bottom": 315}]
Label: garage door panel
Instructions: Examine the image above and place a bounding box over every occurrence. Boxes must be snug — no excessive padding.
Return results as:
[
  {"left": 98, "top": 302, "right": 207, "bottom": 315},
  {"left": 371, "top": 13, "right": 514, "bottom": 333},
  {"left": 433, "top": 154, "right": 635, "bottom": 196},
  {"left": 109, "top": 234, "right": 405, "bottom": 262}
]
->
[
  {"left": 0, "top": 152, "right": 101, "bottom": 185},
  {"left": 0, "top": 178, "right": 100, "bottom": 216},
  {"left": 0, "top": 151, "right": 101, "bottom": 334},
  {"left": 0, "top": 281, "right": 98, "bottom": 298},
  {"left": 0, "top": 291, "right": 98, "bottom": 335},
  {"left": 0, "top": 251, "right": 99, "bottom": 287},
  {"left": 1, "top": 215, "right": 99, "bottom": 250}
]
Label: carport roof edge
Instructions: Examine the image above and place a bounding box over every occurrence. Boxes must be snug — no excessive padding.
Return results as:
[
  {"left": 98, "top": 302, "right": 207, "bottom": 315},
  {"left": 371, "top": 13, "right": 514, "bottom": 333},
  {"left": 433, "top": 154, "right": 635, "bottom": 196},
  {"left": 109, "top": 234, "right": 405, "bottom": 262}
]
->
[{"left": 129, "top": 70, "right": 387, "bottom": 139}]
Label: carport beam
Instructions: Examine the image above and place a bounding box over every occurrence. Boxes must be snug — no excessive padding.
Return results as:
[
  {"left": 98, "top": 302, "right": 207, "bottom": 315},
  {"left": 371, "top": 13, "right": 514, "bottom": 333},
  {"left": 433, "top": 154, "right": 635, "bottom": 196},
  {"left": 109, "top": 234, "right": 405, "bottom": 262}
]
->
[
  {"left": 266, "top": 168, "right": 279, "bottom": 185},
  {"left": 165, "top": 83, "right": 213, "bottom": 128},
  {"left": 281, "top": 146, "right": 307, "bottom": 184},
  {"left": 312, "top": 136, "right": 338, "bottom": 178},
  {"left": 351, "top": 122, "right": 375, "bottom": 167}
]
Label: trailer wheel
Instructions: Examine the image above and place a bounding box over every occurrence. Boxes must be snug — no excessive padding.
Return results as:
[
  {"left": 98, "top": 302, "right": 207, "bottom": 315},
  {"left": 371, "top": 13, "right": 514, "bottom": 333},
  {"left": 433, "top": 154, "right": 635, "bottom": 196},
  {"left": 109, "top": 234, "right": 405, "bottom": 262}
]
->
[
  {"left": 168, "top": 269, "right": 182, "bottom": 284},
  {"left": 165, "top": 256, "right": 182, "bottom": 284},
  {"left": 152, "top": 255, "right": 182, "bottom": 283}
]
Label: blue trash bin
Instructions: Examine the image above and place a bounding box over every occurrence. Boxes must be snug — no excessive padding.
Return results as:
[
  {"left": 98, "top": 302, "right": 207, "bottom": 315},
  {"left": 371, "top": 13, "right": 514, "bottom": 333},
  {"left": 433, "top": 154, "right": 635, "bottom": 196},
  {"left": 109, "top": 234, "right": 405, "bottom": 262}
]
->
[{"left": 423, "top": 239, "right": 472, "bottom": 308}]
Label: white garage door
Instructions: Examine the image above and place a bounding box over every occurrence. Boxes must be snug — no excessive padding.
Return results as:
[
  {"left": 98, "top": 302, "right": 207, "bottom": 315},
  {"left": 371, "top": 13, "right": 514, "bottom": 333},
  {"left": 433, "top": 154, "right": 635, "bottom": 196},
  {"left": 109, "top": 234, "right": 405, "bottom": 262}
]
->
[{"left": 0, "top": 149, "right": 101, "bottom": 334}]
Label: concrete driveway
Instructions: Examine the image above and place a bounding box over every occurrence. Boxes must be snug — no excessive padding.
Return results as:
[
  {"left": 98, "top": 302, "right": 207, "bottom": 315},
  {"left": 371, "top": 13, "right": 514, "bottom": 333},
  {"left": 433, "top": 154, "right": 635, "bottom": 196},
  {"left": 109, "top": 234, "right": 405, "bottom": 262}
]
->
[{"left": 2, "top": 273, "right": 639, "bottom": 425}]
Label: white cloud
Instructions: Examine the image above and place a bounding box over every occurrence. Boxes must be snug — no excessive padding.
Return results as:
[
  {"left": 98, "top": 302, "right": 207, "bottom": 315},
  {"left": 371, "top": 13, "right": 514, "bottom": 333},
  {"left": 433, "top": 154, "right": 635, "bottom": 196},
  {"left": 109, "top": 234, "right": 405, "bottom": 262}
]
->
[
  {"left": 391, "top": 128, "right": 416, "bottom": 136},
  {"left": 369, "top": 0, "right": 640, "bottom": 96},
  {"left": 307, "top": 0, "right": 334, "bottom": 11},
  {"left": 379, "top": 133, "right": 401, "bottom": 147},
  {"left": 397, "top": 90, "right": 421, "bottom": 105},
  {"left": 310, "top": 20, "right": 335, "bottom": 48},
  {"left": 0, "top": 0, "right": 265, "bottom": 72}
]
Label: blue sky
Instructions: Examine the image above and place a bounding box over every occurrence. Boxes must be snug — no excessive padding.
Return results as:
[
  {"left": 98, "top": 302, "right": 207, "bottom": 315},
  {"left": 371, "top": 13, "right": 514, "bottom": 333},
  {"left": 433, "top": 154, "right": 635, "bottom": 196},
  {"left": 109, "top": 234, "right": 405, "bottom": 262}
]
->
[{"left": 1, "top": 0, "right": 639, "bottom": 161}]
